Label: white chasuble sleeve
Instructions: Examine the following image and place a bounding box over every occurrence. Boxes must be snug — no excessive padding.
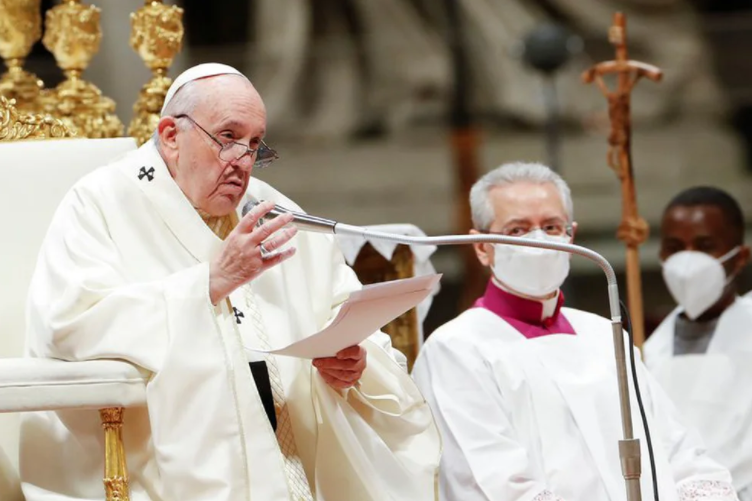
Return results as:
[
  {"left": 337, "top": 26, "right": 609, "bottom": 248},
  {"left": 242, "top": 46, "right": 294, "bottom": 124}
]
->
[
  {"left": 27, "top": 187, "right": 192, "bottom": 371},
  {"left": 309, "top": 237, "right": 441, "bottom": 500},
  {"left": 412, "top": 335, "right": 565, "bottom": 501}
]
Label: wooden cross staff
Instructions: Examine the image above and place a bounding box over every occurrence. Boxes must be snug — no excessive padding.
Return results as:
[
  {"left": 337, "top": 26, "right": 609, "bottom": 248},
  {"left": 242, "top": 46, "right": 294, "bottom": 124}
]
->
[{"left": 582, "top": 12, "right": 662, "bottom": 348}]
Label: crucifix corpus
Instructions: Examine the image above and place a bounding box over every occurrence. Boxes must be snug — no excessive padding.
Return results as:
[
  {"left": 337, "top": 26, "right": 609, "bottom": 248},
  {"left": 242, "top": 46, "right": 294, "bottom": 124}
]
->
[{"left": 582, "top": 12, "right": 662, "bottom": 348}]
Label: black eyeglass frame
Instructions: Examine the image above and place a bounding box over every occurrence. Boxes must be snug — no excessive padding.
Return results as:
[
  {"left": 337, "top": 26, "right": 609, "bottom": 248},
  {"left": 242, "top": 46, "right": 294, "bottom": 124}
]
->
[
  {"left": 174, "top": 113, "right": 279, "bottom": 169},
  {"left": 477, "top": 224, "right": 574, "bottom": 238}
]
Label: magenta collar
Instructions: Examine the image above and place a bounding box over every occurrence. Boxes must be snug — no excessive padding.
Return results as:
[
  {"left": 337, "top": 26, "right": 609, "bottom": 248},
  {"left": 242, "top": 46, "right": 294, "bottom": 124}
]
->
[{"left": 473, "top": 280, "right": 576, "bottom": 339}]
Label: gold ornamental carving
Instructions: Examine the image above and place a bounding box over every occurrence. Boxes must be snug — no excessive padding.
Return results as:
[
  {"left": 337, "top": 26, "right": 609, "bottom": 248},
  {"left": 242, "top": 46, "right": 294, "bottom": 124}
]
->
[
  {"left": 352, "top": 244, "right": 421, "bottom": 371},
  {"left": 0, "top": 95, "right": 74, "bottom": 140},
  {"left": 0, "top": 0, "right": 45, "bottom": 112},
  {"left": 100, "top": 407, "right": 130, "bottom": 501},
  {"left": 42, "top": 0, "right": 123, "bottom": 138},
  {"left": 128, "top": 0, "right": 184, "bottom": 145}
]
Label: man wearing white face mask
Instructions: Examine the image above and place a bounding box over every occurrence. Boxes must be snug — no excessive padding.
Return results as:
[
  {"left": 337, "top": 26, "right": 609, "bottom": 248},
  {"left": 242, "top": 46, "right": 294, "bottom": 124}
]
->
[
  {"left": 644, "top": 186, "right": 752, "bottom": 500},
  {"left": 413, "top": 162, "right": 738, "bottom": 501}
]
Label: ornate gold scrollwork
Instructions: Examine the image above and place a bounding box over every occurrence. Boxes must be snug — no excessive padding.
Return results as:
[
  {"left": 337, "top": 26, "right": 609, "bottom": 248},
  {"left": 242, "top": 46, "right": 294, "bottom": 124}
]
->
[
  {"left": 129, "top": 0, "right": 184, "bottom": 145},
  {"left": 0, "top": 95, "right": 74, "bottom": 140},
  {"left": 42, "top": 0, "right": 123, "bottom": 138},
  {"left": 0, "top": 0, "right": 45, "bottom": 112}
]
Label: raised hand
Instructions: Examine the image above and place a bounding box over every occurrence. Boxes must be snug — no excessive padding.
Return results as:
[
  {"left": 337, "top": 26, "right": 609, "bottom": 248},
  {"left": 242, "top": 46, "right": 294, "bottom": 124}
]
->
[{"left": 209, "top": 201, "right": 298, "bottom": 304}]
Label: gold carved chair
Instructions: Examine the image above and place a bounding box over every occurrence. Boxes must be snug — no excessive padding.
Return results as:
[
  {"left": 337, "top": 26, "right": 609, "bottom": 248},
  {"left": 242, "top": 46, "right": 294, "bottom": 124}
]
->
[
  {"left": 337, "top": 224, "right": 440, "bottom": 371},
  {"left": 0, "top": 96, "right": 146, "bottom": 501}
]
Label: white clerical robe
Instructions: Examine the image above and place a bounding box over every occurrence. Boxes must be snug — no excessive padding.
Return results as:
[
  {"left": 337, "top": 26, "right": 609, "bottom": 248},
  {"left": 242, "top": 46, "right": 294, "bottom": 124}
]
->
[
  {"left": 21, "top": 141, "right": 440, "bottom": 501},
  {"left": 644, "top": 298, "right": 752, "bottom": 500},
  {"left": 412, "top": 306, "right": 737, "bottom": 501}
]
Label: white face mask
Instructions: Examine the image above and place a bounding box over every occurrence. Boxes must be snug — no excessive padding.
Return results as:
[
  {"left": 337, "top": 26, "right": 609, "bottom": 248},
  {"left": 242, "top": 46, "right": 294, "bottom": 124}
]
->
[
  {"left": 661, "top": 247, "right": 740, "bottom": 320},
  {"left": 491, "top": 229, "right": 571, "bottom": 298}
]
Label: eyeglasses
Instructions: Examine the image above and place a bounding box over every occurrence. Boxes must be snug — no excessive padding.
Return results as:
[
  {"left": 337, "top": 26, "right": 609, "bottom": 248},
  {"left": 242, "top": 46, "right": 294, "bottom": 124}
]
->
[
  {"left": 480, "top": 222, "right": 573, "bottom": 238},
  {"left": 174, "top": 114, "right": 279, "bottom": 169}
]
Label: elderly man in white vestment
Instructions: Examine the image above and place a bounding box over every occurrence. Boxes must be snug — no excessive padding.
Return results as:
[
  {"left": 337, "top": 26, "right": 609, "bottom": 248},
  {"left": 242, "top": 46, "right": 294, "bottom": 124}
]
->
[
  {"left": 21, "top": 63, "right": 440, "bottom": 501},
  {"left": 644, "top": 187, "right": 752, "bottom": 500},
  {"left": 412, "top": 162, "right": 738, "bottom": 501}
]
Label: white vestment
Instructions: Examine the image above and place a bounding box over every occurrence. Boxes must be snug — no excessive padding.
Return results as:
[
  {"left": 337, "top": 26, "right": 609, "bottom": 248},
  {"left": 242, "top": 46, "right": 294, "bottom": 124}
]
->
[
  {"left": 644, "top": 298, "right": 752, "bottom": 500},
  {"left": 412, "top": 306, "right": 737, "bottom": 501},
  {"left": 21, "top": 141, "right": 440, "bottom": 501}
]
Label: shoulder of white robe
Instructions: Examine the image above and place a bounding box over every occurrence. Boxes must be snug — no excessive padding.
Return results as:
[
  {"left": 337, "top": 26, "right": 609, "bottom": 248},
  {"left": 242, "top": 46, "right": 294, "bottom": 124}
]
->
[
  {"left": 68, "top": 152, "right": 137, "bottom": 207},
  {"left": 710, "top": 298, "right": 752, "bottom": 354}
]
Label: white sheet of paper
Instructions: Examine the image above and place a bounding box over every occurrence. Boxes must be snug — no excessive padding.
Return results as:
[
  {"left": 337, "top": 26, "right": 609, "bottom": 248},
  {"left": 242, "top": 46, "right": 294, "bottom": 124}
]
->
[{"left": 251, "top": 274, "right": 442, "bottom": 359}]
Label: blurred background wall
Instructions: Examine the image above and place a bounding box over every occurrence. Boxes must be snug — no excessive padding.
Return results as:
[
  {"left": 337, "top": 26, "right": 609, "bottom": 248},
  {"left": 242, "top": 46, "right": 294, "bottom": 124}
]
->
[{"left": 15, "top": 0, "right": 752, "bottom": 336}]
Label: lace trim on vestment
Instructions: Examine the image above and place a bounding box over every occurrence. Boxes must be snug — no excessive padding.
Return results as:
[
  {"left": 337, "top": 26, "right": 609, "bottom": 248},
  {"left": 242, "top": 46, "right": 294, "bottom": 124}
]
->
[
  {"left": 678, "top": 480, "right": 738, "bottom": 500},
  {"left": 532, "top": 490, "right": 565, "bottom": 501}
]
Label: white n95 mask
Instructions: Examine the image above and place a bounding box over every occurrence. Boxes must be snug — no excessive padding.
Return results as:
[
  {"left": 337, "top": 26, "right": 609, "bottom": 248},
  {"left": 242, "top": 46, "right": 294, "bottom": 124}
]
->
[
  {"left": 492, "top": 230, "right": 571, "bottom": 298},
  {"left": 661, "top": 247, "right": 740, "bottom": 320}
]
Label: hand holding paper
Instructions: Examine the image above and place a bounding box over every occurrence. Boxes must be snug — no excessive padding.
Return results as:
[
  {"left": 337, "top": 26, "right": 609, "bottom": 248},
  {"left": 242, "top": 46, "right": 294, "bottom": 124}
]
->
[
  {"left": 313, "top": 345, "right": 367, "bottom": 389},
  {"left": 249, "top": 274, "right": 441, "bottom": 359}
]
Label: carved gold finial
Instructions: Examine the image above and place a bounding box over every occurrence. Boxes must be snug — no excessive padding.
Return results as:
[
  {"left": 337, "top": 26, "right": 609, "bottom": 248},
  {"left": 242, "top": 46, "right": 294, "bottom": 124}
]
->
[
  {"left": 0, "top": 0, "right": 45, "bottom": 112},
  {"left": 128, "top": 0, "right": 184, "bottom": 145},
  {"left": 0, "top": 95, "right": 75, "bottom": 140},
  {"left": 42, "top": 0, "right": 124, "bottom": 138}
]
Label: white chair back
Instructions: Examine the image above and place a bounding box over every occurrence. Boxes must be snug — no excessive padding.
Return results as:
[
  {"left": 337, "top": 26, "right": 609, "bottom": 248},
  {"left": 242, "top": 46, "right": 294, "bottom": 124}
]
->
[{"left": 0, "top": 138, "right": 138, "bottom": 476}]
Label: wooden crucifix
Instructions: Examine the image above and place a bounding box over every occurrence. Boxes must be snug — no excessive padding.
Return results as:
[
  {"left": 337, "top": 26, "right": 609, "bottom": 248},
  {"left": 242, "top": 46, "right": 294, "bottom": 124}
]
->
[{"left": 582, "top": 12, "right": 662, "bottom": 348}]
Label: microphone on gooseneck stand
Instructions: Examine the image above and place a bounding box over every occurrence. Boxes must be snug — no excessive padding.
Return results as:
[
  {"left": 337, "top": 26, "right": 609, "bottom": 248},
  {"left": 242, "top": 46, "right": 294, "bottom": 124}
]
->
[
  {"left": 242, "top": 197, "right": 653, "bottom": 501},
  {"left": 242, "top": 197, "right": 337, "bottom": 234}
]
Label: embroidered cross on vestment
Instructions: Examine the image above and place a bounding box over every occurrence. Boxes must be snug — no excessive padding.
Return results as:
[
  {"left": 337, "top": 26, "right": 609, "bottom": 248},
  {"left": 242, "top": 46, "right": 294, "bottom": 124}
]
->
[
  {"left": 138, "top": 166, "right": 155, "bottom": 181},
  {"left": 233, "top": 307, "right": 244, "bottom": 324}
]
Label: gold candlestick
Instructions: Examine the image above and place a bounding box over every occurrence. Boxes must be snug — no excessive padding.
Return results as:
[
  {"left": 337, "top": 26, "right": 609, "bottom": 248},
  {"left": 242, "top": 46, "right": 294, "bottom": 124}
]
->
[
  {"left": 0, "top": 0, "right": 45, "bottom": 112},
  {"left": 128, "top": 0, "right": 184, "bottom": 145},
  {"left": 42, "top": 0, "right": 123, "bottom": 138}
]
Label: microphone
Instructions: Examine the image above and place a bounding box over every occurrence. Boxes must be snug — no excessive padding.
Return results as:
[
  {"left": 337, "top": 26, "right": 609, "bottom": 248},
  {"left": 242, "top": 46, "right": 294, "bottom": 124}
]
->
[
  {"left": 243, "top": 196, "right": 646, "bottom": 501},
  {"left": 242, "top": 198, "right": 337, "bottom": 234}
]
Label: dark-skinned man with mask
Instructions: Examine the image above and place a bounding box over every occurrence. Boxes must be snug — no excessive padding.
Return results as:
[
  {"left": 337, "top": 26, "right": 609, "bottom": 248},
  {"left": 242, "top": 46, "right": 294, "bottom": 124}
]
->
[{"left": 644, "top": 186, "right": 752, "bottom": 501}]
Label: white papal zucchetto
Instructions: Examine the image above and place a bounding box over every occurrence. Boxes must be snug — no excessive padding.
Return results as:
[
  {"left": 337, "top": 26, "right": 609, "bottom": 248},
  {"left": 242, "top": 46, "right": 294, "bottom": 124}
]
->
[{"left": 161, "top": 62, "right": 246, "bottom": 115}]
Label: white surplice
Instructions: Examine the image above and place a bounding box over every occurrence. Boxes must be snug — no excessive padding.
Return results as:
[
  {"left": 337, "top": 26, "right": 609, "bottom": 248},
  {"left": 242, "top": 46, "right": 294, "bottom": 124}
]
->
[
  {"left": 412, "top": 306, "right": 737, "bottom": 501},
  {"left": 644, "top": 297, "right": 752, "bottom": 500},
  {"left": 21, "top": 141, "right": 440, "bottom": 501}
]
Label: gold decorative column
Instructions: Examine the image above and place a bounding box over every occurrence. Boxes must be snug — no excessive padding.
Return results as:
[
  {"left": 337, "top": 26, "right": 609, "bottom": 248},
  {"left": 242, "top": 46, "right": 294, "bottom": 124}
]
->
[
  {"left": 100, "top": 407, "right": 129, "bottom": 501},
  {"left": 128, "top": 0, "right": 184, "bottom": 145},
  {"left": 0, "top": 0, "right": 45, "bottom": 112},
  {"left": 42, "top": 0, "right": 123, "bottom": 137}
]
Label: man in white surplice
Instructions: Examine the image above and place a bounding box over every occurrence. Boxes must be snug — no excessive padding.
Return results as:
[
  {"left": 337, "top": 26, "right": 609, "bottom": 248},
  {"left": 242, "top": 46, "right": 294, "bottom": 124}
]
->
[
  {"left": 412, "top": 162, "right": 738, "bottom": 501},
  {"left": 644, "top": 187, "right": 752, "bottom": 500},
  {"left": 21, "top": 63, "right": 440, "bottom": 501}
]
